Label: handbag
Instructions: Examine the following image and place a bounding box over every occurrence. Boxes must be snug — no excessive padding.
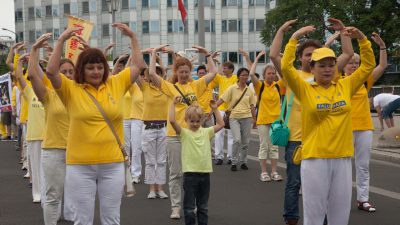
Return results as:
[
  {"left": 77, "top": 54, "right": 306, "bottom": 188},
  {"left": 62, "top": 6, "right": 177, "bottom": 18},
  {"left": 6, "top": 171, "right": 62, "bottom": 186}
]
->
[
  {"left": 269, "top": 93, "right": 294, "bottom": 147},
  {"left": 224, "top": 87, "right": 248, "bottom": 129},
  {"left": 84, "top": 90, "right": 136, "bottom": 197}
]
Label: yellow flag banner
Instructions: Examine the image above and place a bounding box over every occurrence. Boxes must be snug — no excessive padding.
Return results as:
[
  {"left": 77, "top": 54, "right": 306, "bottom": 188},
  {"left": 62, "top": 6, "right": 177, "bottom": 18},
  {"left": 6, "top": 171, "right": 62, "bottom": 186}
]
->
[{"left": 64, "top": 15, "right": 94, "bottom": 64}]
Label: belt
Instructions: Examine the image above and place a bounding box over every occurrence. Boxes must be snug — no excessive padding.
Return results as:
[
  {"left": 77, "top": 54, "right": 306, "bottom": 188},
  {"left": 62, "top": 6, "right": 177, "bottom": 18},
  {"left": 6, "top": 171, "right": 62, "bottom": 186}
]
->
[{"left": 144, "top": 121, "right": 167, "bottom": 130}]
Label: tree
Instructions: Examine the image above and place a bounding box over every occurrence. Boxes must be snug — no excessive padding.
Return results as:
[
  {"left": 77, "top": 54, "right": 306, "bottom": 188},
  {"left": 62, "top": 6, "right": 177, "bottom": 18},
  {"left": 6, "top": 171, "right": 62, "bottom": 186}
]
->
[{"left": 261, "top": 0, "right": 400, "bottom": 63}]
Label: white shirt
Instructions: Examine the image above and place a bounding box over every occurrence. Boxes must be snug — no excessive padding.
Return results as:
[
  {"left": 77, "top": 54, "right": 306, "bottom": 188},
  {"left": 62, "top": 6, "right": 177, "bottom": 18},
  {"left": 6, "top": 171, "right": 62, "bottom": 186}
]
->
[{"left": 373, "top": 93, "right": 400, "bottom": 108}]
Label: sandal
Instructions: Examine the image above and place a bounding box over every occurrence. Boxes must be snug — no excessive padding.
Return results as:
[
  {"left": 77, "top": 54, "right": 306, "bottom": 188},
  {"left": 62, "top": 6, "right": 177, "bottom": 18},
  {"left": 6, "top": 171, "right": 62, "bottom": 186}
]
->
[
  {"left": 357, "top": 201, "right": 376, "bottom": 212},
  {"left": 260, "top": 173, "right": 271, "bottom": 182},
  {"left": 271, "top": 172, "right": 283, "bottom": 181}
]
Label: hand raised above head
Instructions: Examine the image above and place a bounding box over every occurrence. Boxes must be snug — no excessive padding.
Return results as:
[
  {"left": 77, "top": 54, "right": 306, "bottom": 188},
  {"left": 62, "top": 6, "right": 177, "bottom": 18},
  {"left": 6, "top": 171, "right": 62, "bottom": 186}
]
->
[
  {"left": 59, "top": 27, "right": 84, "bottom": 42},
  {"left": 344, "top": 27, "right": 366, "bottom": 40},
  {"left": 279, "top": 19, "right": 297, "bottom": 33},
  {"left": 32, "top": 33, "right": 52, "bottom": 50},
  {"left": 327, "top": 18, "right": 345, "bottom": 31},
  {"left": 112, "top": 23, "right": 135, "bottom": 38},
  {"left": 192, "top": 45, "right": 209, "bottom": 55},
  {"left": 291, "top": 25, "right": 316, "bottom": 40},
  {"left": 371, "top": 32, "right": 385, "bottom": 48}
]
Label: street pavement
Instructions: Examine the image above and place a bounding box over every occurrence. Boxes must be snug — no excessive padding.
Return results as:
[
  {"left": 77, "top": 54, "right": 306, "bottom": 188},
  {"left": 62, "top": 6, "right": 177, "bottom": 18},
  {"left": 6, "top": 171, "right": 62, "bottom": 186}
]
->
[{"left": 1, "top": 115, "right": 400, "bottom": 224}]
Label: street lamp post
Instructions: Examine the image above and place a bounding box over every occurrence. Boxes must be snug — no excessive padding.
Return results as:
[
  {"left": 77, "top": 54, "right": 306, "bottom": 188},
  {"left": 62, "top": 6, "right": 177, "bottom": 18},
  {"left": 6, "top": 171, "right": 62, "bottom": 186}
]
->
[
  {"left": 1, "top": 28, "right": 16, "bottom": 42},
  {"left": 107, "top": 0, "right": 120, "bottom": 60}
]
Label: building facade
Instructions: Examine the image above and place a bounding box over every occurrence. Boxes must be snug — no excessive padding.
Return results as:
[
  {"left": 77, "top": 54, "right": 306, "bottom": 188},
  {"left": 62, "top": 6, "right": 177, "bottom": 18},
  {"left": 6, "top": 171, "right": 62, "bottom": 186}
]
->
[{"left": 14, "top": 0, "right": 275, "bottom": 69}]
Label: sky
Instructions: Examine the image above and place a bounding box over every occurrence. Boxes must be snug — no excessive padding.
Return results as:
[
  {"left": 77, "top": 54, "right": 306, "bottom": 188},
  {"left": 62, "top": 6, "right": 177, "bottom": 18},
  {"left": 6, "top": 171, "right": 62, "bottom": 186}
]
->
[{"left": 0, "top": 0, "right": 15, "bottom": 40}]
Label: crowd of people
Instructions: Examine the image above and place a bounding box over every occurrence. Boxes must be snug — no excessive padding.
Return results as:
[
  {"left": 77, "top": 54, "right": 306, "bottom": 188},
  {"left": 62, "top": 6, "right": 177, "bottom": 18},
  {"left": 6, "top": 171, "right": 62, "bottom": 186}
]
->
[{"left": 0, "top": 16, "right": 396, "bottom": 225}]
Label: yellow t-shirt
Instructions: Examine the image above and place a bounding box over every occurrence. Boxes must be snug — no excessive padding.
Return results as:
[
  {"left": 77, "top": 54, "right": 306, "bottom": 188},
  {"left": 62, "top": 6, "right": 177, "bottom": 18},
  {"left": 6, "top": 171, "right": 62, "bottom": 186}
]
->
[
  {"left": 180, "top": 127, "right": 214, "bottom": 173},
  {"left": 56, "top": 68, "right": 132, "bottom": 164},
  {"left": 41, "top": 87, "right": 69, "bottom": 149},
  {"left": 197, "top": 81, "right": 215, "bottom": 114},
  {"left": 12, "top": 86, "right": 17, "bottom": 108},
  {"left": 347, "top": 74, "right": 374, "bottom": 131},
  {"left": 220, "top": 84, "right": 257, "bottom": 119},
  {"left": 21, "top": 85, "right": 45, "bottom": 141},
  {"left": 122, "top": 91, "right": 132, "bottom": 120},
  {"left": 19, "top": 74, "right": 30, "bottom": 124},
  {"left": 254, "top": 80, "right": 284, "bottom": 124},
  {"left": 141, "top": 81, "right": 168, "bottom": 121},
  {"left": 159, "top": 78, "right": 207, "bottom": 137},
  {"left": 213, "top": 73, "right": 238, "bottom": 111},
  {"left": 130, "top": 83, "right": 143, "bottom": 120},
  {"left": 281, "top": 38, "right": 376, "bottom": 159}
]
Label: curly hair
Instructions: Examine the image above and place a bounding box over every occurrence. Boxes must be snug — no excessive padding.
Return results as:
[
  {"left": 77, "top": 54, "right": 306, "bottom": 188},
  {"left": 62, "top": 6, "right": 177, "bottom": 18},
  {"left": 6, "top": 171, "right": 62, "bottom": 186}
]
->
[{"left": 169, "top": 57, "right": 193, "bottom": 84}]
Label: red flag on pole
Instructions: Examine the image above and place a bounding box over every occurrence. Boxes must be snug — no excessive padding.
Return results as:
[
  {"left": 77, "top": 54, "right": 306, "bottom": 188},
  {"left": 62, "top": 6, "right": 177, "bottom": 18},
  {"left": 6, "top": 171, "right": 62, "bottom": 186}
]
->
[{"left": 178, "top": 0, "right": 187, "bottom": 26}]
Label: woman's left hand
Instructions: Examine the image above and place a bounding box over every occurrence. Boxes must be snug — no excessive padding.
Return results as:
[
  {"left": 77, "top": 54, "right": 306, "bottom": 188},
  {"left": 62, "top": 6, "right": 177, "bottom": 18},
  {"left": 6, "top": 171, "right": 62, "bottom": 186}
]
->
[{"left": 112, "top": 23, "right": 135, "bottom": 38}]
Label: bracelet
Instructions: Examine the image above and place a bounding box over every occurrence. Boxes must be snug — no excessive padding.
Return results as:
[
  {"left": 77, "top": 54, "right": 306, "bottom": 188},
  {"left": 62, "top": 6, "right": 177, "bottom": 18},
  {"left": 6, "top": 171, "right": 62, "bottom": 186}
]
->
[{"left": 380, "top": 48, "right": 386, "bottom": 50}]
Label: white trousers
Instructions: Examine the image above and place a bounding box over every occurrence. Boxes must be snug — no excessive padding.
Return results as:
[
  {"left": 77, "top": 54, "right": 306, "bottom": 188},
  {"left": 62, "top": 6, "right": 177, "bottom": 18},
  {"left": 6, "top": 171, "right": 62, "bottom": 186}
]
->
[
  {"left": 214, "top": 110, "right": 233, "bottom": 160},
  {"left": 65, "top": 163, "right": 124, "bottom": 225},
  {"left": 28, "top": 140, "right": 42, "bottom": 201},
  {"left": 41, "top": 149, "right": 66, "bottom": 225},
  {"left": 130, "top": 120, "right": 143, "bottom": 178},
  {"left": 22, "top": 124, "right": 29, "bottom": 172},
  {"left": 301, "top": 158, "right": 352, "bottom": 225},
  {"left": 353, "top": 130, "right": 373, "bottom": 202},
  {"left": 142, "top": 127, "right": 167, "bottom": 184}
]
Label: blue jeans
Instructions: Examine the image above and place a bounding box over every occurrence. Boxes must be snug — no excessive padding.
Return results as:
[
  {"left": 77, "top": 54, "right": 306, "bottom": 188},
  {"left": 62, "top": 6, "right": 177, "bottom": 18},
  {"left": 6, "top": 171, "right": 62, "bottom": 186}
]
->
[
  {"left": 183, "top": 173, "right": 210, "bottom": 225},
  {"left": 283, "top": 141, "right": 302, "bottom": 222}
]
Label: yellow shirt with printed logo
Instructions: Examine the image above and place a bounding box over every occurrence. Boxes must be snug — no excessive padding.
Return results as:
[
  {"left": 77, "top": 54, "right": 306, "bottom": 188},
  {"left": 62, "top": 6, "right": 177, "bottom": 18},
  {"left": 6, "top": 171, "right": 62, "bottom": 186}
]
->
[
  {"left": 21, "top": 85, "right": 45, "bottom": 141},
  {"left": 213, "top": 73, "right": 238, "bottom": 111},
  {"left": 130, "top": 83, "right": 143, "bottom": 120},
  {"left": 220, "top": 84, "right": 257, "bottom": 119},
  {"left": 41, "top": 87, "right": 69, "bottom": 149},
  {"left": 281, "top": 38, "right": 376, "bottom": 159},
  {"left": 56, "top": 68, "right": 132, "bottom": 164},
  {"left": 159, "top": 78, "right": 207, "bottom": 137},
  {"left": 141, "top": 81, "right": 168, "bottom": 121},
  {"left": 254, "top": 80, "right": 285, "bottom": 124}
]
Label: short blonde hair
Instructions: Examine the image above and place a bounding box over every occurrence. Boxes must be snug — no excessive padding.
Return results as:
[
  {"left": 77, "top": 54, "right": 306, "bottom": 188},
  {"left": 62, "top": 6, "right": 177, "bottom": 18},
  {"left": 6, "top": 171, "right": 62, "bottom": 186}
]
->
[{"left": 184, "top": 103, "right": 204, "bottom": 121}]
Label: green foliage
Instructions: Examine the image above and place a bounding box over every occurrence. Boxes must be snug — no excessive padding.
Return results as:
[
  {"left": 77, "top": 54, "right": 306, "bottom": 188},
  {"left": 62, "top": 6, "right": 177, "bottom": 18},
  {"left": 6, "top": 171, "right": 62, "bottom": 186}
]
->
[{"left": 261, "top": 0, "right": 400, "bottom": 63}]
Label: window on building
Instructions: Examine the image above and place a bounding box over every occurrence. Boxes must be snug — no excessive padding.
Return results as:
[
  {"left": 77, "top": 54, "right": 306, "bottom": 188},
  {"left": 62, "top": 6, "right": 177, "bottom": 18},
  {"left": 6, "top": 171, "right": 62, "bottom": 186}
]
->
[
  {"left": 249, "top": 0, "right": 255, "bottom": 6},
  {"left": 53, "top": 29, "right": 60, "bottom": 40},
  {"left": 102, "top": 24, "right": 110, "bottom": 37},
  {"left": 174, "top": 20, "right": 184, "bottom": 32},
  {"left": 204, "top": 20, "right": 211, "bottom": 32},
  {"left": 249, "top": 52, "right": 255, "bottom": 62},
  {"left": 249, "top": 19, "right": 254, "bottom": 32},
  {"left": 17, "top": 32, "right": 24, "bottom": 42},
  {"left": 71, "top": 2, "right": 78, "bottom": 15},
  {"left": 223, "top": 0, "right": 238, "bottom": 6},
  {"left": 46, "top": 5, "right": 52, "bottom": 17},
  {"left": 255, "top": 19, "right": 264, "bottom": 31},
  {"left": 91, "top": 26, "right": 97, "bottom": 38},
  {"left": 28, "top": 7, "right": 35, "bottom": 20},
  {"left": 256, "top": 51, "right": 266, "bottom": 62},
  {"left": 229, "top": 52, "right": 238, "bottom": 63},
  {"left": 35, "top": 7, "right": 42, "bottom": 18},
  {"left": 90, "top": 0, "right": 97, "bottom": 12},
  {"left": 143, "top": 54, "right": 150, "bottom": 64},
  {"left": 222, "top": 52, "right": 228, "bottom": 62},
  {"left": 150, "top": 0, "right": 159, "bottom": 7},
  {"left": 142, "top": 21, "right": 149, "bottom": 33},
  {"left": 29, "top": 30, "right": 35, "bottom": 43},
  {"left": 53, "top": 5, "right": 59, "bottom": 17},
  {"left": 256, "top": 0, "right": 266, "bottom": 5},
  {"left": 228, "top": 20, "right": 237, "bottom": 32},
  {"left": 222, "top": 20, "right": 227, "bottom": 32},
  {"left": 129, "top": 22, "right": 137, "bottom": 32},
  {"left": 150, "top": 21, "right": 160, "bottom": 33},
  {"left": 15, "top": 10, "right": 23, "bottom": 22},
  {"left": 130, "top": 0, "right": 137, "bottom": 8},
  {"left": 142, "top": 0, "right": 149, "bottom": 8},
  {"left": 36, "top": 30, "right": 42, "bottom": 39},
  {"left": 167, "top": 0, "right": 177, "bottom": 7},
  {"left": 238, "top": 19, "right": 242, "bottom": 32},
  {"left": 121, "top": 0, "right": 129, "bottom": 9},
  {"left": 82, "top": 2, "right": 89, "bottom": 14},
  {"left": 167, "top": 20, "right": 173, "bottom": 33},
  {"left": 168, "top": 53, "right": 174, "bottom": 65},
  {"left": 102, "top": 0, "right": 108, "bottom": 11},
  {"left": 64, "top": 3, "right": 70, "bottom": 14},
  {"left": 211, "top": 19, "right": 215, "bottom": 32}
]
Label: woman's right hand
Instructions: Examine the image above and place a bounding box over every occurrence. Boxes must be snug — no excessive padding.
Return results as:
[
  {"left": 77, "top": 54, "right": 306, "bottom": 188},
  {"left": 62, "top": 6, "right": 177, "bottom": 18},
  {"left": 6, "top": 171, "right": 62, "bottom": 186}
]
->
[
  {"left": 59, "top": 27, "right": 83, "bottom": 42},
  {"left": 345, "top": 27, "right": 366, "bottom": 40},
  {"left": 291, "top": 25, "right": 316, "bottom": 40},
  {"left": 32, "top": 33, "right": 52, "bottom": 50}
]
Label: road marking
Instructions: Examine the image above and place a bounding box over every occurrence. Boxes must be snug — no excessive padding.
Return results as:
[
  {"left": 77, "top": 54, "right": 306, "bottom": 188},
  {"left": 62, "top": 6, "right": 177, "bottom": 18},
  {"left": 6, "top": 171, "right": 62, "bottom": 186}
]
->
[{"left": 247, "top": 155, "right": 400, "bottom": 201}]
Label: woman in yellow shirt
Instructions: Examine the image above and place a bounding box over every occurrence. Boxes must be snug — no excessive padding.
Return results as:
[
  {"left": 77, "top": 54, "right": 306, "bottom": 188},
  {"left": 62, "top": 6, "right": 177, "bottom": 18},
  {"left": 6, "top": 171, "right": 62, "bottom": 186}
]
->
[
  {"left": 45, "top": 24, "right": 146, "bottom": 225},
  {"left": 250, "top": 51, "right": 284, "bottom": 182},
  {"left": 27, "top": 33, "right": 72, "bottom": 225},
  {"left": 146, "top": 44, "right": 218, "bottom": 219},
  {"left": 217, "top": 68, "right": 257, "bottom": 172},
  {"left": 281, "top": 25, "right": 375, "bottom": 225}
]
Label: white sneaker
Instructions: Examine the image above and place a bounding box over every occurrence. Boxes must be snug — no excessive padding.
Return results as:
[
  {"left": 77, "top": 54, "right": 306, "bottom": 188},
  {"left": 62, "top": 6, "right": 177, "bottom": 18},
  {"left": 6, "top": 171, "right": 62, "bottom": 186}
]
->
[
  {"left": 33, "top": 197, "right": 41, "bottom": 203},
  {"left": 271, "top": 172, "right": 283, "bottom": 181},
  {"left": 260, "top": 173, "right": 271, "bottom": 182},
  {"left": 24, "top": 172, "right": 30, "bottom": 179},
  {"left": 132, "top": 176, "right": 140, "bottom": 184},
  {"left": 157, "top": 191, "right": 169, "bottom": 199},
  {"left": 170, "top": 207, "right": 181, "bottom": 219},
  {"left": 147, "top": 191, "right": 157, "bottom": 199}
]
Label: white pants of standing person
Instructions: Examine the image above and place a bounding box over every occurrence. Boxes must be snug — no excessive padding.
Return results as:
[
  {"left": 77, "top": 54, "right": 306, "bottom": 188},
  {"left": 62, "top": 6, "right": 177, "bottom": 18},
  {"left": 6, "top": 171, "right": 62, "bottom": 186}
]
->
[
  {"left": 143, "top": 127, "right": 167, "bottom": 185},
  {"left": 229, "top": 117, "right": 252, "bottom": 166},
  {"left": 63, "top": 175, "right": 74, "bottom": 222},
  {"left": 28, "top": 140, "right": 42, "bottom": 202},
  {"left": 65, "top": 163, "right": 124, "bottom": 225},
  {"left": 166, "top": 136, "right": 183, "bottom": 213},
  {"left": 215, "top": 110, "right": 233, "bottom": 161},
  {"left": 41, "top": 149, "right": 66, "bottom": 225},
  {"left": 301, "top": 158, "right": 352, "bottom": 225},
  {"left": 353, "top": 130, "right": 373, "bottom": 203},
  {"left": 21, "top": 123, "right": 29, "bottom": 172},
  {"left": 123, "top": 119, "right": 132, "bottom": 158},
  {"left": 130, "top": 120, "right": 144, "bottom": 181}
]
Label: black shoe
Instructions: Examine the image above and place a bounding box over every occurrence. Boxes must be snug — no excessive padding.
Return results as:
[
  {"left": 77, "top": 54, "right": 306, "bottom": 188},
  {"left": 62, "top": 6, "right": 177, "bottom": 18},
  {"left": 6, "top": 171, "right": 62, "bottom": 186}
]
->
[
  {"left": 240, "top": 164, "right": 249, "bottom": 170},
  {"left": 231, "top": 165, "right": 237, "bottom": 171},
  {"left": 215, "top": 159, "right": 223, "bottom": 165},
  {"left": 28, "top": 183, "right": 32, "bottom": 188},
  {"left": 227, "top": 159, "right": 232, "bottom": 165}
]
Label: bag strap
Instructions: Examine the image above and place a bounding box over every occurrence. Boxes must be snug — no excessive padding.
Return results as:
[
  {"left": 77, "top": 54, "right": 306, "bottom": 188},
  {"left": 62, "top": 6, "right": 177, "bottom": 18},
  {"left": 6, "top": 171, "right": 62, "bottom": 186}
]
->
[
  {"left": 229, "top": 87, "right": 248, "bottom": 111},
  {"left": 278, "top": 93, "right": 294, "bottom": 126},
  {"left": 256, "top": 82, "right": 265, "bottom": 110},
  {"left": 84, "top": 90, "right": 128, "bottom": 160},
  {"left": 173, "top": 84, "right": 191, "bottom": 106},
  {"left": 275, "top": 83, "right": 282, "bottom": 102}
]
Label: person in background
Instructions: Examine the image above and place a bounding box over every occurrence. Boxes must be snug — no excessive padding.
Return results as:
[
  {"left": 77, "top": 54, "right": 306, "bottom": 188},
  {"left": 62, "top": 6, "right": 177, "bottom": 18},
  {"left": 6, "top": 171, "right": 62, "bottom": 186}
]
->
[{"left": 373, "top": 93, "right": 400, "bottom": 130}]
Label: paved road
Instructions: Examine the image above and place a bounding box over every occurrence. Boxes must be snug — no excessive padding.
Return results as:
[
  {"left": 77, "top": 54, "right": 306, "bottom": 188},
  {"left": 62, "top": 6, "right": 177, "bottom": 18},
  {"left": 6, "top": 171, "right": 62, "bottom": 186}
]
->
[{"left": 0, "top": 139, "right": 399, "bottom": 225}]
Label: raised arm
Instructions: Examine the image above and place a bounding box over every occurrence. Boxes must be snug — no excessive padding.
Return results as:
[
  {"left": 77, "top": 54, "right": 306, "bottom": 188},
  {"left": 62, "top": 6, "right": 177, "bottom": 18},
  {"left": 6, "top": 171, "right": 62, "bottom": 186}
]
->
[
  {"left": 113, "top": 23, "right": 147, "bottom": 84},
  {"left": 103, "top": 42, "right": 115, "bottom": 56},
  {"left": 210, "top": 100, "right": 224, "bottom": 133},
  {"left": 46, "top": 27, "right": 82, "bottom": 89},
  {"left": 14, "top": 54, "right": 29, "bottom": 90},
  {"left": 169, "top": 96, "right": 182, "bottom": 135},
  {"left": 112, "top": 54, "right": 129, "bottom": 75},
  {"left": 328, "top": 18, "right": 354, "bottom": 72},
  {"left": 249, "top": 50, "right": 265, "bottom": 85},
  {"left": 28, "top": 33, "right": 52, "bottom": 102},
  {"left": 6, "top": 42, "right": 23, "bottom": 71},
  {"left": 192, "top": 45, "right": 218, "bottom": 85},
  {"left": 148, "top": 44, "right": 169, "bottom": 88},
  {"left": 370, "top": 32, "right": 388, "bottom": 82},
  {"left": 324, "top": 31, "right": 340, "bottom": 47},
  {"left": 238, "top": 48, "right": 253, "bottom": 69},
  {"left": 269, "top": 19, "right": 297, "bottom": 76}
]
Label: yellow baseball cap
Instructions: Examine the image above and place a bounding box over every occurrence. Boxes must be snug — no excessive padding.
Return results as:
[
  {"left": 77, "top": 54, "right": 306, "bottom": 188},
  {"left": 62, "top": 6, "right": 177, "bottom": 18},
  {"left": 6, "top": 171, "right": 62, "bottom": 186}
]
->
[{"left": 311, "top": 48, "right": 336, "bottom": 62}]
